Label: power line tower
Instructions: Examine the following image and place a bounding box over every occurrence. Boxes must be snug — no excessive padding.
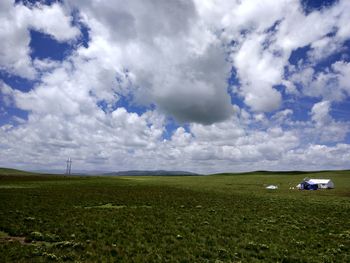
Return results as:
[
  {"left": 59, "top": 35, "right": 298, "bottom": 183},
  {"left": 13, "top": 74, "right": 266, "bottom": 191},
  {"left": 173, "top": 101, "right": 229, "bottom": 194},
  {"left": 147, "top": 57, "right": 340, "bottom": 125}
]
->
[{"left": 66, "top": 158, "right": 72, "bottom": 175}]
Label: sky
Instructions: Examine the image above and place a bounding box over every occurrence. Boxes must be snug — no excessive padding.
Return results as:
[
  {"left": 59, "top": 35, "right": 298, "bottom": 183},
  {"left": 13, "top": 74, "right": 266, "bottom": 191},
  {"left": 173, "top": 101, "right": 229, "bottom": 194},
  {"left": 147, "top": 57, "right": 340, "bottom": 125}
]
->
[{"left": 0, "top": 0, "right": 350, "bottom": 173}]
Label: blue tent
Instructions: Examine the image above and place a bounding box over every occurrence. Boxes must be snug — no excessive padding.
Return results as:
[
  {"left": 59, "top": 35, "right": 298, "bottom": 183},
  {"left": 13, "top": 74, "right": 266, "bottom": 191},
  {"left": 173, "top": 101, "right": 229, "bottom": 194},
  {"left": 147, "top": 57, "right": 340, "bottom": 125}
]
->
[{"left": 300, "top": 181, "right": 318, "bottom": 190}]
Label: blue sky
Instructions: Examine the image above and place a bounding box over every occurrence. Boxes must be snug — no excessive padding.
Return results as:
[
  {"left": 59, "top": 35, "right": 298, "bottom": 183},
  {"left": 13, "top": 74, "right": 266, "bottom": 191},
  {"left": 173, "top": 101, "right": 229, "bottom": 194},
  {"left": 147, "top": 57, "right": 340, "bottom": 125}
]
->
[{"left": 0, "top": 0, "right": 350, "bottom": 173}]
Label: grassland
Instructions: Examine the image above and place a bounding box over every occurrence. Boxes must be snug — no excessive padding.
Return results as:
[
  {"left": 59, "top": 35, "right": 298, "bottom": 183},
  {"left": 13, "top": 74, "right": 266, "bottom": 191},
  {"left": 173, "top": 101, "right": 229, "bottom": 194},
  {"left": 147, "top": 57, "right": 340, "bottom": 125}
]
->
[
  {"left": 0, "top": 169, "right": 349, "bottom": 262},
  {"left": 0, "top": 168, "right": 39, "bottom": 176}
]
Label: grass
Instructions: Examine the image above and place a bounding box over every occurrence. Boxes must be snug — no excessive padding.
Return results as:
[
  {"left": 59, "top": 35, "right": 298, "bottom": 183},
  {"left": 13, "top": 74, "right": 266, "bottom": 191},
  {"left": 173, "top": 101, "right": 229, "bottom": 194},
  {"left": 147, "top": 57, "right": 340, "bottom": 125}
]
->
[
  {"left": 0, "top": 170, "right": 349, "bottom": 262},
  {"left": 0, "top": 168, "right": 38, "bottom": 176},
  {"left": 0, "top": 230, "right": 8, "bottom": 238}
]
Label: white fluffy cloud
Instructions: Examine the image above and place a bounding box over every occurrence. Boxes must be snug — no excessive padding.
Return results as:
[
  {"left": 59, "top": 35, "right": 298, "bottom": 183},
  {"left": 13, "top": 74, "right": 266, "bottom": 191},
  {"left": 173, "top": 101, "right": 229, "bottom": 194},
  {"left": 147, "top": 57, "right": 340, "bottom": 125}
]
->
[
  {"left": 309, "top": 100, "right": 349, "bottom": 142},
  {"left": 0, "top": 0, "right": 79, "bottom": 78},
  {"left": 291, "top": 61, "right": 350, "bottom": 101},
  {"left": 69, "top": 0, "right": 234, "bottom": 124},
  {"left": 232, "top": 33, "right": 283, "bottom": 111},
  {"left": 0, "top": 0, "right": 350, "bottom": 173},
  {"left": 217, "top": 0, "right": 350, "bottom": 112}
]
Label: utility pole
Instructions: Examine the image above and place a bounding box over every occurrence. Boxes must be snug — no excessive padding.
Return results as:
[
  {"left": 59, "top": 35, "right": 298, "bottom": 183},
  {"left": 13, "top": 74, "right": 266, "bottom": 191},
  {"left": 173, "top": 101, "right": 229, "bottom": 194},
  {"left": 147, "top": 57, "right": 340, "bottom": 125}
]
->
[{"left": 66, "top": 158, "right": 72, "bottom": 175}]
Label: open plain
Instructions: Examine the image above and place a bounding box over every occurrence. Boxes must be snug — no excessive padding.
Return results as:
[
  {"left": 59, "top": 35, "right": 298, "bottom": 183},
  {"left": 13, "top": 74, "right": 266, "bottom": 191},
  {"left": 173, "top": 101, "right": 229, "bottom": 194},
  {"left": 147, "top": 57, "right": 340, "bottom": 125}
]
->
[{"left": 1, "top": 169, "right": 349, "bottom": 262}]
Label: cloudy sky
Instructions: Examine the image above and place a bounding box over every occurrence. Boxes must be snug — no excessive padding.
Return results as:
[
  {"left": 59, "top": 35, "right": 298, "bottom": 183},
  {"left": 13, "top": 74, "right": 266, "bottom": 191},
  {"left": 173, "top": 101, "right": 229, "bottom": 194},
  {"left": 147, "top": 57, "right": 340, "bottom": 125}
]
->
[{"left": 1, "top": 0, "right": 350, "bottom": 173}]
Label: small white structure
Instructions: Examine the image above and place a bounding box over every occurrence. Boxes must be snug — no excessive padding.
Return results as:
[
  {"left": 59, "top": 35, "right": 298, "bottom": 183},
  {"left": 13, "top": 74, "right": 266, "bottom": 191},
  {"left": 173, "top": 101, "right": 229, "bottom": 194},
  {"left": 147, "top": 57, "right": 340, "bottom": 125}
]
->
[
  {"left": 266, "top": 185, "right": 278, "bottom": 190},
  {"left": 308, "top": 179, "right": 334, "bottom": 189}
]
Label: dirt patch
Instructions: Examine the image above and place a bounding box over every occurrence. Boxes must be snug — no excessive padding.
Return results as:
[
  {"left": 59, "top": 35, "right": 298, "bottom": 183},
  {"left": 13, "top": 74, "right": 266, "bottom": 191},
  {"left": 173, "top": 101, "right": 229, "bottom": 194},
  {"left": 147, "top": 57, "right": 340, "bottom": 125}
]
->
[
  {"left": 0, "top": 235, "right": 29, "bottom": 245},
  {"left": 77, "top": 203, "right": 153, "bottom": 209},
  {"left": 85, "top": 203, "right": 127, "bottom": 209},
  {"left": 0, "top": 231, "right": 42, "bottom": 246},
  {"left": 0, "top": 185, "right": 33, "bottom": 189}
]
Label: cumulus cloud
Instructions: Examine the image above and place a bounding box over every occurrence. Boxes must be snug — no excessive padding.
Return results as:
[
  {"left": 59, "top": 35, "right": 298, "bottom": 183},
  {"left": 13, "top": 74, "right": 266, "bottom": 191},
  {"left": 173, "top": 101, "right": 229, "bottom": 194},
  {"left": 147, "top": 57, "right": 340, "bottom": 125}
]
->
[
  {"left": 232, "top": 33, "right": 283, "bottom": 111},
  {"left": 311, "top": 101, "right": 331, "bottom": 124},
  {"left": 0, "top": 0, "right": 350, "bottom": 172},
  {"left": 309, "top": 100, "right": 349, "bottom": 142},
  {"left": 70, "top": 0, "right": 233, "bottom": 124},
  {"left": 0, "top": 103, "right": 165, "bottom": 170},
  {"left": 291, "top": 61, "right": 350, "bottom": 101},
  {"left": 0, "top": 0, "right": 79, "bottom": 78},
  {"left": 0, "top": 81, "right": 15, "bottom": 106},
  {"left": 216, "top": 0, "right": 350, "bottom": 112}
]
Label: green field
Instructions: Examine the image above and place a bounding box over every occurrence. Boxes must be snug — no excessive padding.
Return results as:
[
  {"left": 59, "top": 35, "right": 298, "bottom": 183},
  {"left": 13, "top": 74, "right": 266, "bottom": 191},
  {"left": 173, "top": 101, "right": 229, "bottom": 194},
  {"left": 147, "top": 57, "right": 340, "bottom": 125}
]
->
[{"left": 0, "top": 169, "right": 349, "bottom": 262}]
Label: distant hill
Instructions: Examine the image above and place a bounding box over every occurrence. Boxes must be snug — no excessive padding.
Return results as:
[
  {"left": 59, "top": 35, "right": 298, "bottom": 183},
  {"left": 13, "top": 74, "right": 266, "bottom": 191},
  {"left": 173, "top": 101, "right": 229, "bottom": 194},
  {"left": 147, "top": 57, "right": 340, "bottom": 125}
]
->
[
  {"left": 0, "top": 167, "right": 199, "bottom": 177},
  {"left": 212, "top": 170, "right": 313, "bottom": 176},
  {"left": 103, "top": 170, "right": 199, "bottom": 176},
  {"left": 0, "top": 167, "right": 39, "bottom": 176},
  {"left": 2, "top": 167, "right": 348, "bottom": 177},
  {"left": 211, "top": 170, "right": 350, "bottom": 176}
]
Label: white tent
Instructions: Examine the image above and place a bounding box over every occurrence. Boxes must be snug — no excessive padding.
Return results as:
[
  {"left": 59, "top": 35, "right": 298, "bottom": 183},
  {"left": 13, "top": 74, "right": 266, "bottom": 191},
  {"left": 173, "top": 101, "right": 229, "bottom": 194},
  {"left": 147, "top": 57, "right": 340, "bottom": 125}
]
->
[
  {"left": 307, "top": 179, "right": 334, "bottom": 189},
  {"left": 266, "top": 185, "right": 278, "bottom": 190}
]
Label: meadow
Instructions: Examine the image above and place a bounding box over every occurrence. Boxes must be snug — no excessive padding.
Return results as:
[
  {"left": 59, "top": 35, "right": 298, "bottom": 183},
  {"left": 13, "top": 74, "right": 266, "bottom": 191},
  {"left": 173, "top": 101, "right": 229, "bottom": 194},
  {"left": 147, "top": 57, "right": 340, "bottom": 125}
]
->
[{"left": 0, "top": 169, "right": 349, "bottom": 262}]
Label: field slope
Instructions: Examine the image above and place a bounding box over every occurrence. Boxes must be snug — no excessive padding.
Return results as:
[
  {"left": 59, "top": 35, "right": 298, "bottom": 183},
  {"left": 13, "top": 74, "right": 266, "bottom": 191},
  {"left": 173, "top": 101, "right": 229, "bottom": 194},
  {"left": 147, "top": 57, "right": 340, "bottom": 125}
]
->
[
  {"left": 0, "top": 171, "right": 349, "bottom": 262},
  {"left": 0, "top": 167, "right": 39, "bottom": 176}
]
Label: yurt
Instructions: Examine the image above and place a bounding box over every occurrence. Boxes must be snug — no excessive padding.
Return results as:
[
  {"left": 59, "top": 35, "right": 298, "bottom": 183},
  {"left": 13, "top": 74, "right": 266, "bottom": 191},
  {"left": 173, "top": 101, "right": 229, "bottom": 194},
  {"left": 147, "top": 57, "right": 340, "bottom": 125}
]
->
[
  {"left": 308, "top": 179, "right": 334, "bottom": 189},
  {"left": 296, "top": 178, "right": 334, "bottom": 190}
]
